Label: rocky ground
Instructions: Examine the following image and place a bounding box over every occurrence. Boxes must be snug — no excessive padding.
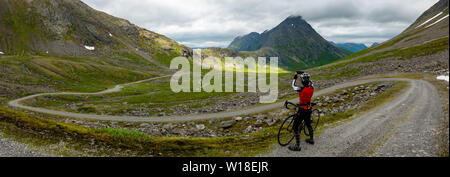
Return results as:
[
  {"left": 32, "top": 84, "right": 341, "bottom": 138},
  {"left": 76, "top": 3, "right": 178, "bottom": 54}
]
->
[
  {"left": 60, "top": 82, "right": 395, "bottom": 138},
  {"left": 264, "top": 78, "right": 445, "bottom": 157},
  {"left": 359, "top": 50, "right": 449, "bottom": 76},
  {"left": 46, "top": 50, "right": 449, "bottom": 118},
  {"left": 51, "top": 76, "right": 348, "bottom": 117},
  {"left": 0, "top": 132, "right": 54, "bottom": 157}
]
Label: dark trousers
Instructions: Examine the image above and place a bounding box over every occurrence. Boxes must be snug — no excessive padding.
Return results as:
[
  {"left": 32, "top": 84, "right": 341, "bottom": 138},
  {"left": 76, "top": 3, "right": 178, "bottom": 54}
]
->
[{"left": 292, "top": 108, "right": 313, "bottom": 144}]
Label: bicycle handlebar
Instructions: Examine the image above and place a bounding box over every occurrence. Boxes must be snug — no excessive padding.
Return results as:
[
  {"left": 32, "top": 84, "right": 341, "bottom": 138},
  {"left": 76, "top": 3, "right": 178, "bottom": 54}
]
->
[
  {"left": 284, "top": 101, "right": 298, "bottom": 109},
  {"left": 284, "top": 101, "right": 317, "bottom": 110}
]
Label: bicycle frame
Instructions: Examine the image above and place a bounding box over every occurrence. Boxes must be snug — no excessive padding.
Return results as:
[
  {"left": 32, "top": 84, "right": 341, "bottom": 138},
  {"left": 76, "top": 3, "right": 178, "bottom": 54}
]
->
[{"left": 278, "top": 101, "right": 321, "bottom": 146}]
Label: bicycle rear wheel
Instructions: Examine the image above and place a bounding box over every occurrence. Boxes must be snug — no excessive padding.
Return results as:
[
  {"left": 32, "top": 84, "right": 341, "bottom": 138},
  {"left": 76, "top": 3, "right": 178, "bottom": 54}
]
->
[
  {"left": 304, "top": 109, "right": 321, "bottom": 136},
  {"left": 277, "top": 115, "right": 296, "bottom": 146}
]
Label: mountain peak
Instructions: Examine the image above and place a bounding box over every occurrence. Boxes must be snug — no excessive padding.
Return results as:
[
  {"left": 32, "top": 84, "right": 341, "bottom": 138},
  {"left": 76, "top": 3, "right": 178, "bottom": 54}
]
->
[
  {"left": 286, "top": 15, "right": 303, "bottom": 19},
  {"left": 371, "top": 42, "right": 380, "bottom": 47},
  {"left": 228, "top": 15, "right": 349, "bottom": 70},
  {"left": 281, "top": 15, "right": 306, "bottom": 25}
]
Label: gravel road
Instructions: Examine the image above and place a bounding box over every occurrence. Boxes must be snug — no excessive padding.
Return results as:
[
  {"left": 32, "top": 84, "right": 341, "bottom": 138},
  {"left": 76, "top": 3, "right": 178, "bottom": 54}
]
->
[
  {"left": 4, "top": 75, "right": 445, "bottom": 157},
  {"left": 0, "top": 132, "right": 54, "bottom": 157},
  {"left": 9, "top": 76, "right": 418, "bottom": 123},
  {"left": 263, "top": 79, "right": 443, "bottom": 157}
]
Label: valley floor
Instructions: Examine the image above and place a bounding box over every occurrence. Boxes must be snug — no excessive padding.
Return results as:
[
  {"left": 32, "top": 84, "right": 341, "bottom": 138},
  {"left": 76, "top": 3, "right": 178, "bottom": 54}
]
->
[
  {"left": 1, "top": 72, "right": 448, "bottom": 157},
  {"left": 1, "top": 49, "right": 448, "bottom": 157}
]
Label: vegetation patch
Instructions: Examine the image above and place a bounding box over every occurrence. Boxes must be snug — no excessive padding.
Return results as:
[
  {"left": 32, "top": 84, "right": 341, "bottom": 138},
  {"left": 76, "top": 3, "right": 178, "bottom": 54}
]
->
[
  {"left": 328, "top": 37, "right": 449, "bottom": 68},
  {"left": 24, "top": 72, "right": 291, "bottom": 117},
  {"left": 0, "top": 77, "right": 410, "bottom": 156},
  {"left": 0, "top": 55, "right": 156, "bottom": 101}
]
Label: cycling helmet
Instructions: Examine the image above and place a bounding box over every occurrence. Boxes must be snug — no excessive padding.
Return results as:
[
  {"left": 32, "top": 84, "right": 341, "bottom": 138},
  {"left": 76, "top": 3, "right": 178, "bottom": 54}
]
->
[{"left": 300, "top": 73, "right": 311, "bottom": 86}]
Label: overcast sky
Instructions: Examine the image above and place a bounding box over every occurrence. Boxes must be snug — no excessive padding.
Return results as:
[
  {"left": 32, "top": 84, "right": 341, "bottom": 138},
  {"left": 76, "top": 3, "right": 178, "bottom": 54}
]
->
[{"left": 82, "top": 0, "right": 438, "bottom": 48}]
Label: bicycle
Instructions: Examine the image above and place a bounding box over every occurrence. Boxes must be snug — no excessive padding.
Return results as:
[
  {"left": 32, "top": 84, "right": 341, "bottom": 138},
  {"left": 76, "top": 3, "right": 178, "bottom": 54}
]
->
[{"left": 277, "top": 101, "right": 321, "bottom": 147}]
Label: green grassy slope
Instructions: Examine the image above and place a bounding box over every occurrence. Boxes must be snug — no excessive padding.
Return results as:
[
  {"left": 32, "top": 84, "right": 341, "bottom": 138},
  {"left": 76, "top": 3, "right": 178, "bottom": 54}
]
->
[
  {"left": 311, "top": 0, "right": 449, "bottom": 79},
  {"left": 0, "top": 55, "right": 156, "bottom": 102},
  {"left": 0, "top": 0, "right": 192, "bottom": 68}
]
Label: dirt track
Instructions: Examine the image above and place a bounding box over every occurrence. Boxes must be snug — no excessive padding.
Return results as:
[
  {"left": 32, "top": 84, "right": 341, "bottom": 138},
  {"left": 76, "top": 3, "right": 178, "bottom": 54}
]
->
[
  {"left": 8, "top": 76, "right": 422, "bottom": 123},
  {"left": 263, "top": 79, "right": 443, "bottom": 157},
  {"left": 4, "top": 74, "right": 446, "bottom": 157}
]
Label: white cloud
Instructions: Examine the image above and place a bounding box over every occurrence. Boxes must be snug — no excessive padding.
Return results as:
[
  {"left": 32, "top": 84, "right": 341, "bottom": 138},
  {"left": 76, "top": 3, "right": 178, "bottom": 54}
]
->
[{"left": 82, "top": 0, "right": 439, "bottom": 48}]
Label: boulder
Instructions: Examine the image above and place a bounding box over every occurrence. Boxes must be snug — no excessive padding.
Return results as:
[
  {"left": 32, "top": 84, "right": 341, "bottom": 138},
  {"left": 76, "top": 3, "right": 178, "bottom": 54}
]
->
[
  {"left": 139, "top": 123, "right": 150, "bottom": 128},
  {"left": 196, "top": 124, "right": 206, "bottom": 130},
  {"left": 254, "top": 119, "right": 264, "bottom": 127},
  {"left": 220, "top": 120, "right": 236, "bottom": 129},
  {"left": 208, "top": 120, "right": 217, "bottom": 125},
  {"left": 163, "top": 123, "right": 175, "bottom": 130},
  {"left": 266, "top": 119, "right": 276, "bottom": 127},
  {"left": 333, "top": 97, "right": 340, "bottom": 103},
  {"left": 376, "top": 84, "right": 386, "bottom": 90},
  {"left": 352, "top": 96, "right": 362, "bottom": 102},
  {"left": 243, "top": 126, "right": 253, "bottom": 134}
]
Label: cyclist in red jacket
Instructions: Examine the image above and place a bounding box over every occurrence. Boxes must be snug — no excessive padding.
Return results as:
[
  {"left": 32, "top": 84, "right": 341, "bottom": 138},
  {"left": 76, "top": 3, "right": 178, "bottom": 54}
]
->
[{"left": 289, "top": 71, "right": 315, "bottom": 151}]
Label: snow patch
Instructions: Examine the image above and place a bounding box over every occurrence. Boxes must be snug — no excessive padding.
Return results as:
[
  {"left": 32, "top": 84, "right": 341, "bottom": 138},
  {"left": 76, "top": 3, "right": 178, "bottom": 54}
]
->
[
  {"left": 84, "top": 45, "right": 95, "bottom": 51},
  {"left": 437, "top": 75, "right": 449, "bottom": 82},
  {"left": 426, "top": 14, "right": 449, "bottom": 28},
  {"left": 415, "top": 12, "right": 443, "bottom": 29}
]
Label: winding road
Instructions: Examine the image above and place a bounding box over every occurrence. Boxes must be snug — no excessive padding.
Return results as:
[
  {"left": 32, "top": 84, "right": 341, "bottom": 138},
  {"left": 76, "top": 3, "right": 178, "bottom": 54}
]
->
[
  {"left": 8, "top": 75, "right": 422, "bottom": 123},
  {"left": 5, "top": 74, "right": 447, "bottom": 157},
  {"left": 264, "top": 79, "right": 443, "bottom": 157}
]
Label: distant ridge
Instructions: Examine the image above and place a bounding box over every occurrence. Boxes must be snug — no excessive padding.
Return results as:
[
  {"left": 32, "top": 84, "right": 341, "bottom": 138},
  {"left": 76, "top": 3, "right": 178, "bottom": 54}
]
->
[{"left": 331, "top": 42, "right": 368, "bottom": 53}]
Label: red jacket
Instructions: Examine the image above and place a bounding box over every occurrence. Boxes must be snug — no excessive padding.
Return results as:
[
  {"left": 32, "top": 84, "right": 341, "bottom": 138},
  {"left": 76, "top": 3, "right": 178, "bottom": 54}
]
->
[{"left": 292, "top": 79, "right": 314, "bottom": 109}]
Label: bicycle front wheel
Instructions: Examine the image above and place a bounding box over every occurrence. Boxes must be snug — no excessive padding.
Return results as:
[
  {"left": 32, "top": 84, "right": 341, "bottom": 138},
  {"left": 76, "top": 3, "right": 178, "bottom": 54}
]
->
[{"left": 278, "top": 115, "right": 296, "bottom": 146}]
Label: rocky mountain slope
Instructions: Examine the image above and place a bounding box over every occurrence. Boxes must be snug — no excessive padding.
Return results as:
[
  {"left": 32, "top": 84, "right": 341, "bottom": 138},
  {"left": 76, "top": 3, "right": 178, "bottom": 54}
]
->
[
  {"left": 331, "top": 42, "right": 368, "bottom": 53},
  {"left": 313, "top": 0, "right": 448, "bottom": 81},
  {"left": 0, "top": 0, "right": 191, "bottom": 68},
  {"left": 0, "top": 0, "right": 196, "bottom": 103},
  {"left": 370, "top": 43, "right": 379, "bottom": 47},
  {"left": 369, "top": 0, "right": 449, "bottom": 53},
  {"left": 228, "top": 16, "right": 350, "bottom": 70}
]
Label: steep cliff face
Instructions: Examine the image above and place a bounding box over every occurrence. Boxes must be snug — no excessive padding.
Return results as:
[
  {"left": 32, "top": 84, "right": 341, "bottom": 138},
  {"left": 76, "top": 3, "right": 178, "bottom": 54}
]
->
[{"left": 0, "top": 0, "right": 191, "bottom": 67}]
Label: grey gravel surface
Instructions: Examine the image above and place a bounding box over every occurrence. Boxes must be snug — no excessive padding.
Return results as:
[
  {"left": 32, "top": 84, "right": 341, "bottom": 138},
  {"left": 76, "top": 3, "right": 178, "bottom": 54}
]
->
[
  {"left": 262, "top": 79, "right": 443, "bottom": 157},
  {"left": 0, "top": 132, "right": 53, "bottom": 157},
  {"left": 4, "top": 75, "right": 445, "bottom": 157},
  {"left": 8, "top": 76, "right": 416, "bottom": 123}
]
